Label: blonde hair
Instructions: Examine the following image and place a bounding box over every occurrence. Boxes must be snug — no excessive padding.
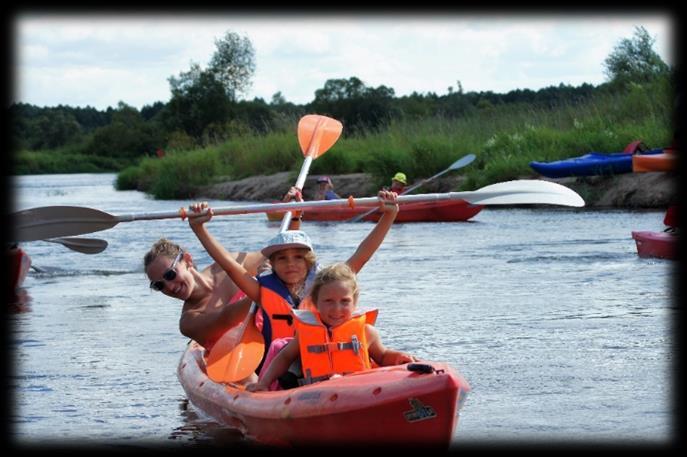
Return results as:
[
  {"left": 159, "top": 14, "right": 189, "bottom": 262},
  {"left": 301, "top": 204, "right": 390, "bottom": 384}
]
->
[
  {"left": 310, "top": 262, "right": 359, "bottom": 304},
  {"left": 143, "top": 238, "right": 189, "bottom": 272}
]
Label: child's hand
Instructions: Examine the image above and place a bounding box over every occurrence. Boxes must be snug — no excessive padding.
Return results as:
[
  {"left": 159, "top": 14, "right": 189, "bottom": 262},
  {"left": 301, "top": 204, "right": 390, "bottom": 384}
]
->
[
  {"left": 245, "top": 382, "right": 268, "bottom": 392},
  {"left": 282, "top": 186, "right": 303, "bottom": 203},
  {"left": 377, "top": 190, "right": 399, "bottom": 214},
  {"left": 187, "top": 201, "right": 213, "bottom": 227},
  {"left": 383, "top": 350, "right": 416, "bottom": 366}
]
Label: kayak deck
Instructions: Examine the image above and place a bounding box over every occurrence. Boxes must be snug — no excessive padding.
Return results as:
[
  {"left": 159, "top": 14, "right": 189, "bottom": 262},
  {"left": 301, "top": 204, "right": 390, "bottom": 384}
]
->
[{"left": 178, "top": 341, "right": 470, "bottom": 446}]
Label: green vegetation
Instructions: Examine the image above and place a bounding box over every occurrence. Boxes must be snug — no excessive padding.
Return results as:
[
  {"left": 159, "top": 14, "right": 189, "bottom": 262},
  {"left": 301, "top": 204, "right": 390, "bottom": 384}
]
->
[{"left": 10, "top": 26, "right": 675, "bottom": 198}]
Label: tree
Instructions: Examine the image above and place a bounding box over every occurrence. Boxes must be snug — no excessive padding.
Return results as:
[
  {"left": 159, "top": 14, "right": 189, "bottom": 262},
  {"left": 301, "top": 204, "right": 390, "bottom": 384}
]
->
[
  {"left": 165, "top": 64, "right": 233, "bottom": 139},
  {"left": 603, "top": 26, "right": 670, "bottom": 86},
  {"left": 207, "top": 31, "right": 256, "bottom": 100}
]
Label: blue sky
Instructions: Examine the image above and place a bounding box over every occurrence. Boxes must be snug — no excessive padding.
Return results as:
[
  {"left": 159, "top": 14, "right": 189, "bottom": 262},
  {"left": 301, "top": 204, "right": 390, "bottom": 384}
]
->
[{"left": 13, "top": 13, "right": 674, "bottom": 110}]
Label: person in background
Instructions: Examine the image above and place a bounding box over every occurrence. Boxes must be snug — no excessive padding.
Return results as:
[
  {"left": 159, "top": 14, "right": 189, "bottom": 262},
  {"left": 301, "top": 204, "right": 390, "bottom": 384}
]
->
[
  {"left": 314, "top": 176, "right": 340, "bottom": 200},
  {"left": 246, "top": 262, "right": 416, "bottom": 391},
  {"left": 387, "top": 172, "right": 407, "bottom": 194}
]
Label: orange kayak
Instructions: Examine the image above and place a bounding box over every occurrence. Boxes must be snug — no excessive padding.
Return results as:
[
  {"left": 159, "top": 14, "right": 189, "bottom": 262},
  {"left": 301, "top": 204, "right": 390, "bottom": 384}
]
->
[
  {"left": 631, "top": 230, "right": 678, "bottom": 260},
  {"left": 632, "top": 151, "right": 678, "bottom": 172},
  {"left": 178, "top": 341, "right": 470, "bottom": 446},
  {"left": 267, "top": 199, "right": 483, "bottom": 223}
]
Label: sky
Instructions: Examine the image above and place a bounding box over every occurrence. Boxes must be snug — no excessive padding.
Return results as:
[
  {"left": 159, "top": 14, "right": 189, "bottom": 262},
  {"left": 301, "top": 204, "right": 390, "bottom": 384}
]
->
[{"left": 12, "top": 12, "right": 675, "bottom": 111}]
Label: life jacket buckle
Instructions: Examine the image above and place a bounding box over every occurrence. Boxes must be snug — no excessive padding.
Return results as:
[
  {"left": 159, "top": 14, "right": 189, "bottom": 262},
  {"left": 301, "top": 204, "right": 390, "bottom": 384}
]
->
[{"left": 349, "top": 335, "right": 360, "bottom": 355}]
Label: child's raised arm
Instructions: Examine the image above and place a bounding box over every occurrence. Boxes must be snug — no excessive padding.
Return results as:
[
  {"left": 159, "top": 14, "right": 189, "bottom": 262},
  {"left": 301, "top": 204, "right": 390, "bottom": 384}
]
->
[
  {"left": 188, "top": 202, "right": 261, "bottom": 302},
  {"left": 346, "top": 190, "right": 399, "bottom": 273}
]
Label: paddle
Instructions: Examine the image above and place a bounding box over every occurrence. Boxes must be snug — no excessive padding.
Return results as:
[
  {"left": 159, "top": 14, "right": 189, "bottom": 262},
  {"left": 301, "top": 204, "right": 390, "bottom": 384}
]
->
[
  {"left": 12, "top": 179, "right": 585, "bottom": 242},
  {"left": 279, "top": 114, "right": 343, "bottom": 231},
  {"left": 347, "top": 153, "right": 476, "bottom": 222},
  {"left": 206, "top": 302, "right": 265, "bottom": 383},
  {"left": 44, "top": 237, "right": 108, "bottom": 254},
  {"left": 205, "top": 114, "right": 343, "bottom": 384}
]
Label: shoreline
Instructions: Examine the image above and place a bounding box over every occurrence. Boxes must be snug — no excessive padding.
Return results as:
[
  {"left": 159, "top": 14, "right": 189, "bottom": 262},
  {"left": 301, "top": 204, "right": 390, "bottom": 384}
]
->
[{"left": 194, "top": 171, "right": 677, "bottom": 209}]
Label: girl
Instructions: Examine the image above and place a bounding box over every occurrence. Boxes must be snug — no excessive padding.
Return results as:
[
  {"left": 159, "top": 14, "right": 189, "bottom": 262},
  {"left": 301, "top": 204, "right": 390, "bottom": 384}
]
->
[
  {"left": 187, "top": 190, "right": 399, "bottom": 371},
  {"left": 246, "top": 263, "right": 415, "bottom": 391}
]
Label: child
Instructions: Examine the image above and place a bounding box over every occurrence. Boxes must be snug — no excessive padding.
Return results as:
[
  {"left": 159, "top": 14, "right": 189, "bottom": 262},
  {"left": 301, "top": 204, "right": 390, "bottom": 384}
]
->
[
  {"left": 314, "top": 176, "right": 340, "bottom": 200},
  {"left": 246, "top": 263, "right": 416, "bottom": 391},
  {"left": 187, "top": 190, "right": 399, "bottom": 370}
]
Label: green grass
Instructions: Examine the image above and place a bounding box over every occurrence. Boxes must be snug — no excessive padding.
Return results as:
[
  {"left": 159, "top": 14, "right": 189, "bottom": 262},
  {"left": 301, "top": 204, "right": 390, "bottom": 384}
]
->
[
  {"left": 13, "top": 150, "right": 132, "bottom": 174},
  {"left": 17, "top": 78, "right": 675, "bottom": 199}
]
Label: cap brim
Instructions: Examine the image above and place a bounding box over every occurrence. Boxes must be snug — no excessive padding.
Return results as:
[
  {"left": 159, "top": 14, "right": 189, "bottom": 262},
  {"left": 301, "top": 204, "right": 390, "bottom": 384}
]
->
[{"left": 261, "top": 242, "right": 312, "bottom": 258}]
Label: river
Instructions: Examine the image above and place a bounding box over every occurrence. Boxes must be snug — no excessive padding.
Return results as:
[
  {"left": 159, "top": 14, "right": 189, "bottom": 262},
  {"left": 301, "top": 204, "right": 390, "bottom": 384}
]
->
[{"left": 7, "top": 173, "right": 676, "bottom": 448}]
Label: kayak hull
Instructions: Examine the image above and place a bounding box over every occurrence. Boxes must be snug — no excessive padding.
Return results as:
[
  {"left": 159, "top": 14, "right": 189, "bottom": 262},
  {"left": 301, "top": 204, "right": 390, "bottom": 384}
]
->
[
  {"left": 267, "top": 199, "right": 483, "bottom": 223},
  {"left": 530, "top": 148, "right": 663, "bottom": 178},
  {"left": 631, "top": 230, "right": 678, "bottom": 260},
  {"left": 178, "top": 341, "right": 470, "bottom": 446},
  {"left": 632, "top": 151, "right": 678, "bottom": 172}
]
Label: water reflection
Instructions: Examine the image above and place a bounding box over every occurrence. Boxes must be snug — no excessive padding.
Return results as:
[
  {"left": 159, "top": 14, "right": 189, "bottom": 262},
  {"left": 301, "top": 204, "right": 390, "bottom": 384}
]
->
[{"left": 170, "top": 399, "right": 248, "bottom": 446}]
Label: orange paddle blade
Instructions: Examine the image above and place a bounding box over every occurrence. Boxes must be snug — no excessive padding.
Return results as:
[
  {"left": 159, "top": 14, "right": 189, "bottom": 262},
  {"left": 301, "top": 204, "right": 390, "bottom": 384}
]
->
[
  {"left": 297, "top": 114, "right": 343, "bottom": 159},
  {"left": 206, "top": 319, "right": 265, "bottom": 383}
]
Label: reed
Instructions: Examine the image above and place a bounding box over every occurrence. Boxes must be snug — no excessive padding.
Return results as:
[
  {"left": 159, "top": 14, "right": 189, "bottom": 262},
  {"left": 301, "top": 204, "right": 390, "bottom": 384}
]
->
[{"left": 117, "top": 78, "right": 677, "bottom": 198}]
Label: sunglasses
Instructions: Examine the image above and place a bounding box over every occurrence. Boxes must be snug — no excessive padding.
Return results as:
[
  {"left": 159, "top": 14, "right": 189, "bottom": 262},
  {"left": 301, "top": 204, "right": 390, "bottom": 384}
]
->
[{"left": 150, "top": 250, "right": 183, "bottom": 291}]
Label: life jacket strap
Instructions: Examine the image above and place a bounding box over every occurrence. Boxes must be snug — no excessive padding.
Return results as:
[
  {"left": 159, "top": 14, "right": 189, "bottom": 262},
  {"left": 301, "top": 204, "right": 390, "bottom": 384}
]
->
[
  {"left": 306, "top": 335, "right": 360, "bottom": 355},
  {"left": 272, "top": 313, "right": 293, "bottom": 326},
  {"left": 299, "top": 368, "right": 331, "bottom": 386}
]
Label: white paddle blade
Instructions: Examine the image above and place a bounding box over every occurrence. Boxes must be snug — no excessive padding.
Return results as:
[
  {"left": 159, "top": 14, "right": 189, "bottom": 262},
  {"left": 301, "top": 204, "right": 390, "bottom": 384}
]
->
[{"left": 469, "top": 180, "right": 585, "bottom": 207}]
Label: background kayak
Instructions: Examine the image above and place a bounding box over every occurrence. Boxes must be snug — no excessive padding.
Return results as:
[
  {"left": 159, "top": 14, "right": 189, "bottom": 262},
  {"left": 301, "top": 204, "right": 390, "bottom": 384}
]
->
[
  {"left": 8, "top": 245, "right": 31, "bottom": 300},
  {"left": 631, "top": 230, "right": 677, "bottom": 260},
  {"left": 267, "top": 199, "right": 483, "bottom": 223},
  {"left": 632, "top": 151, "right": 678, "bottom": 172},
  {"left": 529, "top": 148, "right": 664, "bottom": 178}
]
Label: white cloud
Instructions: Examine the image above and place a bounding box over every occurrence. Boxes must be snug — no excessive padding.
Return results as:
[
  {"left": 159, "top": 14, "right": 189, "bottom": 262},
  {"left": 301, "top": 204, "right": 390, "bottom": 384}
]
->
[{"left": 13, "top": 14, "right": 674, "bottom": 110}]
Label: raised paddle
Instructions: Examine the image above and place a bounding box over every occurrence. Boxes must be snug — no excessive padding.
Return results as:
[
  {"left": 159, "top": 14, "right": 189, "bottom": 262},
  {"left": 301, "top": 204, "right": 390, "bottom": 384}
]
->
[
  {"left": 347, "top": 153, "right": 476, "bottom": 222},
  {"left": 279, "top": 114, "right": 343, "bottom": 231},
  {"left": 12, "top": 180, "right": 585, "bottom": 241},
  {"left": 44, "top": 237, "right": 109, "bottom": 254},
  {"left": 205, "top": 114, "right": 343, "bottom": 384}
]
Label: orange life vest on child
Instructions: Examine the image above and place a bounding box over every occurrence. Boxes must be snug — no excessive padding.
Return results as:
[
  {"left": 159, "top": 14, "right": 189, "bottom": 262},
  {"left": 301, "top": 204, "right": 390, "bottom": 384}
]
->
[
  {"left": 293, "top": 308, "right": 378, "bottom": 385},
  {"left": 256, "top": 271, "right": 317, "bottom": 346}
]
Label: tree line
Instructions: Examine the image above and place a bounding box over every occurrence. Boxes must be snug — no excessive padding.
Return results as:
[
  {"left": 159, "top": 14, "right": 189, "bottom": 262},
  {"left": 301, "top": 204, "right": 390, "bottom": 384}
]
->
[{"left": 9, "top": 26, "right": 672, "bottom": 169}]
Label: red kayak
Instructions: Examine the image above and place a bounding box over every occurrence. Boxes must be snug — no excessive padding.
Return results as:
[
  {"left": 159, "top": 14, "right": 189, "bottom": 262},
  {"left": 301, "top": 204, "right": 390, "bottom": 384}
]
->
[
  {"left": 267, "top": 199, "right": 483, "bottom": 223},
  {"left": 8, "top": 245, "right": 31, "bottom": 297},
  {"left": 631, "top": 230, "right": 678, "bottom": 260},
  {"left": 178, "top": 341, "right": 470, "bottom": 446}
]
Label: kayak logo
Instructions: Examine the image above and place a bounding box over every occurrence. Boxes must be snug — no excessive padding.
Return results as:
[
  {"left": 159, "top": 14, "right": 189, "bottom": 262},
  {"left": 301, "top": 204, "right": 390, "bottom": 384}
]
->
[{"left": 403, "top": 398, "right": 437, "bottom": 422}]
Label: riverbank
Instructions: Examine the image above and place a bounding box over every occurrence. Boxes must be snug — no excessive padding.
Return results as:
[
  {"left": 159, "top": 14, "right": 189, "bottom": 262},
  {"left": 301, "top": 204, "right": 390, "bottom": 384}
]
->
[{"left": 194, "top": 171, "right": 677, "bottom": 208}]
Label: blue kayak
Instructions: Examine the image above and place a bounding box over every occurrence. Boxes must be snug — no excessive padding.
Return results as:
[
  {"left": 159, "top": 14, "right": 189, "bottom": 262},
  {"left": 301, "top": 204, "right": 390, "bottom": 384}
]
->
[{"left": 529, "top": 148, "right": 664, "bottom": 178}]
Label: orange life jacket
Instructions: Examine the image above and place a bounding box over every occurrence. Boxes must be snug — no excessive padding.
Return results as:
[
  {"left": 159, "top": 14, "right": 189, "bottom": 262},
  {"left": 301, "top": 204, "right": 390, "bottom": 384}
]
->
[
  {"left": 293, "top": 308, "right": 378, "bottom": 385},
  {"left": 256, "top": 271, "right": 317, "bottom": 346}
]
